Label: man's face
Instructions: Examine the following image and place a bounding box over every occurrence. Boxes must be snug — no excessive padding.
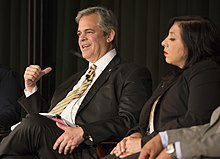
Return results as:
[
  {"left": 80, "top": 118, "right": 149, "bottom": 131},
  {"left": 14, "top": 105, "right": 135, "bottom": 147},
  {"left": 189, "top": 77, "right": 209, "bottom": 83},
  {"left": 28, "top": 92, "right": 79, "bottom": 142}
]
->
[{"left": 77, "top": 14, "right": 111, "bottom": 63}]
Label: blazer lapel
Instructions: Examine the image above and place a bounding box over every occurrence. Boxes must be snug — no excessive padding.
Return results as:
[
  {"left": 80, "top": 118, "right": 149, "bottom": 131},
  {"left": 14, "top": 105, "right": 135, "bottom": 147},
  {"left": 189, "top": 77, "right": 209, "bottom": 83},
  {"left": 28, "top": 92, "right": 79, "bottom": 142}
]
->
[
  {"left": 210, "top": 106, "right": 220, "bottom": 125},
  {"left": 148, "top": 75, "right": 180, "bottom": 105},
  {"left": 139, "top": 74, "right": 180, "bottom": 131},
  {"left": 203, "top": 106, "right": 220, "bottom": 135},
  {"left": 77, "top": 55, "right": 121, "bottom": 113}
]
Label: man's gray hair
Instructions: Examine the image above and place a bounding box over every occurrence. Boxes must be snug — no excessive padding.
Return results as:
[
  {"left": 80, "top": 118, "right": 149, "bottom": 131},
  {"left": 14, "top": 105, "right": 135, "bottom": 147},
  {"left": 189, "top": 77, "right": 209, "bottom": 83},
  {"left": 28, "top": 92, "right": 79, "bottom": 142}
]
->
[{"left": 75, "top": 6, "right": 118, "bottom": 37}]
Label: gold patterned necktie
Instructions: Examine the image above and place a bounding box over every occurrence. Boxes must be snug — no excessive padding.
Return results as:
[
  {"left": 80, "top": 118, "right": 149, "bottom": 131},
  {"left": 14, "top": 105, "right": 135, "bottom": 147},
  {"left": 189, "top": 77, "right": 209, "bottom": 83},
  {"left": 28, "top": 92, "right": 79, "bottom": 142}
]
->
[{"left": 49, "top": 64, "right": 97, "bottom": 115}]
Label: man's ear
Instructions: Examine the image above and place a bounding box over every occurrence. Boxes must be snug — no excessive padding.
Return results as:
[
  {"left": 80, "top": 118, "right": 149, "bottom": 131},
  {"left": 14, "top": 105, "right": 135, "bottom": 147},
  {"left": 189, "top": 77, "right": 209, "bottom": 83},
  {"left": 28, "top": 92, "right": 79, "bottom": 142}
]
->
[{"left": 106, "top": 29, "right": 116, "bottom": 43}]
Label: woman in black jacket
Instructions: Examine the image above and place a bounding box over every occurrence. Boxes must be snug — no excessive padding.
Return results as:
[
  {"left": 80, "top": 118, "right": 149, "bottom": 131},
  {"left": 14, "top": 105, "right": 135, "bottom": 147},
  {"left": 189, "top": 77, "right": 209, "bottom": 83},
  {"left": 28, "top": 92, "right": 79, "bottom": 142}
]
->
[{"left": 106, "top": 16, "right": 220, "bottom": 159}]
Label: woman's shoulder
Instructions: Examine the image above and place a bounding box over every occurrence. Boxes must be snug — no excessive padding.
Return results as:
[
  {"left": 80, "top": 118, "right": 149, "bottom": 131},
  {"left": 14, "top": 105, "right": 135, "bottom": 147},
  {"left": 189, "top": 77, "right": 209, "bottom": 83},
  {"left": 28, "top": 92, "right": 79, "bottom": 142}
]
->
[
  {"left": 183, "top": 58, "right": 220, "bottom": 79},
  {"left": 188, "top": 58, "right": 220, "bottom": 71}
]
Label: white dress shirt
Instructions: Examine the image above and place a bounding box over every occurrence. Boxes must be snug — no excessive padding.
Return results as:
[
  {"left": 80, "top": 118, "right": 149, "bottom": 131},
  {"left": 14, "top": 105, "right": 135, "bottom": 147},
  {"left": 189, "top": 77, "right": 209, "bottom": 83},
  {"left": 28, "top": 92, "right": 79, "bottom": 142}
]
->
[{"left": 24, "top": 49, "right": 117, "bottom": 125}]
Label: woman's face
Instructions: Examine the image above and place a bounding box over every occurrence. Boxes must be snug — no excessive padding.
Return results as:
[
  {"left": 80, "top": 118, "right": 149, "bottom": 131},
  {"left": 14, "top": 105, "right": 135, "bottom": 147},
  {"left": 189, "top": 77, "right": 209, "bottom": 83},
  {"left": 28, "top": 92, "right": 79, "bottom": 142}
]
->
[{"left": 161, "top": 22, "right": 188, "bottom": 68}]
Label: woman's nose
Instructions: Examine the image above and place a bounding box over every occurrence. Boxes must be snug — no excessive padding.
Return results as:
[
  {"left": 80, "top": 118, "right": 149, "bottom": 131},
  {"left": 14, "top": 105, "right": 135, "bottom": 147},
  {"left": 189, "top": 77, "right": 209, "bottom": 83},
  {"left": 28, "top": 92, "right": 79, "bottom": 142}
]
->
[{"left": 161, "top": 39, "right": 166, "bottom": 47}]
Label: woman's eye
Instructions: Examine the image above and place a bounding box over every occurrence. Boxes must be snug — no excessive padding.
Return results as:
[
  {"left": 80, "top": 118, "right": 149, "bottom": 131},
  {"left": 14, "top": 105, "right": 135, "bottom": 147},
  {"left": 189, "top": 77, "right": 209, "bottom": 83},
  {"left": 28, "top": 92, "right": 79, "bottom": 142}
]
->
[{"left": 169, "top": 38, "right": 175, "bottom": 41}]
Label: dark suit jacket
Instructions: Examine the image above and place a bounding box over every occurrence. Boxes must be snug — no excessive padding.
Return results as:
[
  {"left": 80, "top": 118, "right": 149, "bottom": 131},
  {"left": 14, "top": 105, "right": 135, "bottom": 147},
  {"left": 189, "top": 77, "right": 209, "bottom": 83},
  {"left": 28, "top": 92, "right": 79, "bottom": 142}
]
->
[
  {"left": 0, "top": 65, "right": 22, "bottom": 131},
  {"left": 18, "top": 55, "right": 152, "bottom": 145},
  {"left": 136, "top": 59, "right": 220, "bottom": 145},
  {"left": 167, "top": 106, "right": 220, "bottom": 158}
]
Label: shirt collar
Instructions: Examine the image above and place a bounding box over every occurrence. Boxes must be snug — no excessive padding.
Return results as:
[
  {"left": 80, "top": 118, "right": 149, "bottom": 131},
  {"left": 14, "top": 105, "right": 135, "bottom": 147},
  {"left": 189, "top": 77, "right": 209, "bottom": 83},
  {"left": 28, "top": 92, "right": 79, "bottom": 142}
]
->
[{"left": 89, "top": 48, "right": 117, "bottom": 69}]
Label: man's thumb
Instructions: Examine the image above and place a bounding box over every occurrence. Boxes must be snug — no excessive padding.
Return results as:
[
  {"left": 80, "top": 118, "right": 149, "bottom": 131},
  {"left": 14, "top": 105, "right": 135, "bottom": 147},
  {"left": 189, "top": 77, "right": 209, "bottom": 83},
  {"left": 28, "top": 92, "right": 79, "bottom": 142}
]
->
[{"left": 42, "top": 67, "right": 52, "bottom": 76}]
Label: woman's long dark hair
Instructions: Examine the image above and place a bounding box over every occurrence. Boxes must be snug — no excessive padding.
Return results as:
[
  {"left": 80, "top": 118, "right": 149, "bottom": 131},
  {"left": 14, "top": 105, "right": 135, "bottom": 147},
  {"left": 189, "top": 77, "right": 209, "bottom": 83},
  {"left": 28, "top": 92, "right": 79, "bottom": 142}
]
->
[
  {"left": 168, "top": 16, "right": 220, "bottom": 68},
  {"left": 162, "top": 16, "right": 220, "bottom": 83}
]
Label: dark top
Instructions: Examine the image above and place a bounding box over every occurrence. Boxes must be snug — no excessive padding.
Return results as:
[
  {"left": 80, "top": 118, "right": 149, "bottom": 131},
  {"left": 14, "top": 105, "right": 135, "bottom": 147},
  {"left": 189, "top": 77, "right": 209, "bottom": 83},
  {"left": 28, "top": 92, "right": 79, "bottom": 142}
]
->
[
  {"left": 132, "top": 59, "right": 220, "bottom": 145},
  {"left": 0, "top": 65, "right": 22, "bottom": 131}
]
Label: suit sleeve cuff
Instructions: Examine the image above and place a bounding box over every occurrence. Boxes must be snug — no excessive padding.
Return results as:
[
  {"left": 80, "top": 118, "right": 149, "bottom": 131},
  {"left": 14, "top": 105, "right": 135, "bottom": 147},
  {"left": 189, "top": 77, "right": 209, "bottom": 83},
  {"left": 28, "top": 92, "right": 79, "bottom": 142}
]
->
[{"left": 80, "top": 125, "right": 94, "bottom": 146}]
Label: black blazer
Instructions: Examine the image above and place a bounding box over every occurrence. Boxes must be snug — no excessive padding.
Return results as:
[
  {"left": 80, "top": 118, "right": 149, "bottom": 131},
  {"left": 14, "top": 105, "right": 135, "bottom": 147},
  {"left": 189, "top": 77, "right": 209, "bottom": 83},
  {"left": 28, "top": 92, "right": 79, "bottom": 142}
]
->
[
  {"left": 18, "top": 55, "right": 152, "bottom": 145},
  {"left": 137, "top": 59, "right": 220, "bottom": 145},
  {"left": 0, "top": 66, "right": 22, "bottom": 131}
]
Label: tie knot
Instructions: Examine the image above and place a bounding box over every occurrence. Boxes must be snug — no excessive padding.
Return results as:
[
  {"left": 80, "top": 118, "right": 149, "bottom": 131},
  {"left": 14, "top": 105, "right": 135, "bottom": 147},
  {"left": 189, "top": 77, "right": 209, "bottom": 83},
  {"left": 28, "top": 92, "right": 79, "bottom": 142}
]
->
[
  {"left": 90, "top": 64, "right": 97, "bottom": 71},
  {"left": 86, "top": 64, "right": 97, "bottom": 81},
  {"left": 87, "top": 64, "right": 97, "bottom": 75}
]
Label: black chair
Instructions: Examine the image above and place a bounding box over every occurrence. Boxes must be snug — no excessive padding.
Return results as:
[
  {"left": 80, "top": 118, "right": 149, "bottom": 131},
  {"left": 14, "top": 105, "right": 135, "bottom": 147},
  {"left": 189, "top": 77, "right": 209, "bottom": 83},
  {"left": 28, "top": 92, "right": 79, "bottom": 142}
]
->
[{"left": 96, "top": 139, "right": 119, "bottom": 158}]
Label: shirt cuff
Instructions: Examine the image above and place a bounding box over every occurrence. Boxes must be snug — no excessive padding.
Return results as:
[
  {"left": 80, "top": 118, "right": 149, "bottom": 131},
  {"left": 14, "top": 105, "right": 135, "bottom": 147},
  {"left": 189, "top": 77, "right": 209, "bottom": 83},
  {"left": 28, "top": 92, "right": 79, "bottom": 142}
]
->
[
  {"left": 159, "top": 131, "right": 168, "bottom": 148},
  {"left": 159, "top": 132, "right": 182, "bottom": 159},
  {"left": 174, "top": 142, "right": 182, "bottom": 159},
  {"left": 24, "top": 86, "right": 38, "bottom": 97}
]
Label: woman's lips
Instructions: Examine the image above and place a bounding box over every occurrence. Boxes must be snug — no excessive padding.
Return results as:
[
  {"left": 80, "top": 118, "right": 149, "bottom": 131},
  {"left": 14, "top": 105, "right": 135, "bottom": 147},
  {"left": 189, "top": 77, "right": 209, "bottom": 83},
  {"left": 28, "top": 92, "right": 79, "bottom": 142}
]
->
[{"left": 164, "top": 51, "right": 168, "bottom": 56}]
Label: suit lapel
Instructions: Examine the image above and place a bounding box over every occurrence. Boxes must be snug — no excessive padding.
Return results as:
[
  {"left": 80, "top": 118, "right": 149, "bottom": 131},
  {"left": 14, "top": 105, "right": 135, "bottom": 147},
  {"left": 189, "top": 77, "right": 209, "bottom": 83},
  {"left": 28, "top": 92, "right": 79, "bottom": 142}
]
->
[
  {"left": 148, "top": 75, "right": 180, "bottom": 106},
  {"left": 140, "top": 72, "right": 179, "bottom": 133},
  {"left": 77, "top": 55, "right": 121, "bottom": 113},
  {"left": 203, "top": 106, "right": 220, "bottom": 135},
  {"left": 139, "top": 74, "right": 180, "bottom": 130},
  {"left": 210, "top": 106, "right": 220, "bottom": 125}
]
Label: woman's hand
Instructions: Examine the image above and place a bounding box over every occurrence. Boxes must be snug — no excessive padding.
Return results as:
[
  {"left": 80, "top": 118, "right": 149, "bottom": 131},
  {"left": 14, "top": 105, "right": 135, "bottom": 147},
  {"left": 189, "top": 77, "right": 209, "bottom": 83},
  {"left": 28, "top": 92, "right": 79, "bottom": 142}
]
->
[{"left": 110, "top": 134, "right": 142, "bottom": 158}]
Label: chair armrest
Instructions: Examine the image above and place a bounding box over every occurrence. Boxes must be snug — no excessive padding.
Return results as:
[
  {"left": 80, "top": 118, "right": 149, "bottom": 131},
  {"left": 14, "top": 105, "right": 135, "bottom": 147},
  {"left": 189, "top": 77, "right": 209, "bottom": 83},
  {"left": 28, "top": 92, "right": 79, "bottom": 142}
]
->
[{"left": 96, "top": 138, "right": 121, "bottom": 159}]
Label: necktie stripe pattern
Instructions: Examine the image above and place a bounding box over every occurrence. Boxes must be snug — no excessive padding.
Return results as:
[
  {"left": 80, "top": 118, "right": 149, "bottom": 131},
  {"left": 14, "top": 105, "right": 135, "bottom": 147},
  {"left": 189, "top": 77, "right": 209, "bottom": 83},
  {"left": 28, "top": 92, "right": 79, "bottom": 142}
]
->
[{"left": 49, "top": 64, "right": 97, "bottom": 115}]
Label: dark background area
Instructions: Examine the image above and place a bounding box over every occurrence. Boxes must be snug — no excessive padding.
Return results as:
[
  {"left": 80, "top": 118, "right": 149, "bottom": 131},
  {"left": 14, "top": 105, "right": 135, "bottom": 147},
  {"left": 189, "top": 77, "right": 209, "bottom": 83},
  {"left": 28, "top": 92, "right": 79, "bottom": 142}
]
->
[{"left": 0, "top": 0, "right": 220, "bottom": 101}]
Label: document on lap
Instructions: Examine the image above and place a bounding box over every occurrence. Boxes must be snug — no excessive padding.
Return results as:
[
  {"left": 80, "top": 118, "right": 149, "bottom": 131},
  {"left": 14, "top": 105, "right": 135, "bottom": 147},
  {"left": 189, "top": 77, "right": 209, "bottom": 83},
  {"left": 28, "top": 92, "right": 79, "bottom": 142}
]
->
[
  {"left": 39, "top": 113, "right": 76, "bottom": 127},
  {"left": 11, "top": 113, "right": 76, "bottom": 131}
]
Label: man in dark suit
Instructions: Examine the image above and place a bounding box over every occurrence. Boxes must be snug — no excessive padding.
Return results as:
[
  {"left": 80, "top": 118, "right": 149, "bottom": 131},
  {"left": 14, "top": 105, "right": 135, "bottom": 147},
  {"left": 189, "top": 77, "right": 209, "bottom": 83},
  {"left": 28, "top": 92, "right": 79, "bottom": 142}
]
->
[
  {"left": 0, "top": 6, "right": 152, "bottom": 159},
  {"left": 138, "top": 106, "right": 220, "bottom": 159},
  {"left": 0, "top": 66, "right": 22, "bottom": 135}
]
